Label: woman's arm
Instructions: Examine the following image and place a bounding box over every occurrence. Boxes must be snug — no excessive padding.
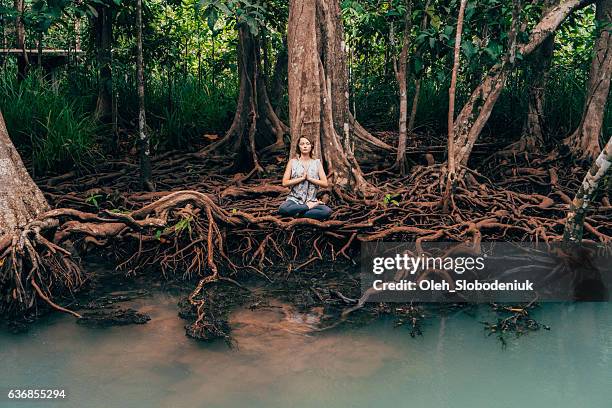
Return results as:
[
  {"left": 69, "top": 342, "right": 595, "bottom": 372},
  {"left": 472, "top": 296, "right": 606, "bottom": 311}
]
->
[
  {"left": 306, "top": 160, "right": 329, "bottom": 188},
  {"left": 282, "top": 159, "right": 306, "bottom": 187}
]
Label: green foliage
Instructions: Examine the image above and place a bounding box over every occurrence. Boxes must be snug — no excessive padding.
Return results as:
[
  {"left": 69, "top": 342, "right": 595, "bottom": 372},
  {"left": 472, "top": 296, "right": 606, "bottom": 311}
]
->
[
  {"left": 383, "top": 193, "right": 400, "bottom": 207},
  {"left": 114, "top": 73, "right": 237, "bottom": 150},
  {"left": 85, "top": 193, "right": 104, "bottom": 209},
  {"left": 555, "top": 7, "right": 596, "bottom": 70},
  {"left": 0, "top": 69, "right": 99, "bottom": 175},
  {"left": 165, "top": 215, "right": 193, "bottom": 236},
  {"left": 109, "top": 208, "right": 130, "bottom": 214},
  {"left": 345, "top": 0, "right": 608, "bottom": 142},
  {"left": 0, "top": 0, "right": 607, "bottom": 166},
  {"left": 197, "top": 0, "right": 268, "bottom": 35},
  {"left": 154, "top": 229, "right": 163, "bottom": 240}
]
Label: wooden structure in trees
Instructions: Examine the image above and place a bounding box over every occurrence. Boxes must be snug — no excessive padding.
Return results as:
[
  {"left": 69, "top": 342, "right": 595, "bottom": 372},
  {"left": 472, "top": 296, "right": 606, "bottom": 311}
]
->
[{"left": 0, "top": 48, "right": 83, "bottom": 68}]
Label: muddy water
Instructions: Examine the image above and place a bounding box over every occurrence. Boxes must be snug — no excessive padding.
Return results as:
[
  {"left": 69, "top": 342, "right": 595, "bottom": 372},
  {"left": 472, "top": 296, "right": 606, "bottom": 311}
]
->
[{"left": 1, "top": 292, "right": 611, "bottom": 408}]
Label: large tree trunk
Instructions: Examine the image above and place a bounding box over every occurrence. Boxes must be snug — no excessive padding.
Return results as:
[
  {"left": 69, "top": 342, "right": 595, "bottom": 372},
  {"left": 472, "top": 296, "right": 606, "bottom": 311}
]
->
[
  {"left": 565, "top": 0, "right": 612, "bottom": 159},
  {"left": 519, "top": 0, "right": 559, "bottom": 150},
  {"left": 93, "top": 4, "right": 113, "bottom": 121},
  {"left": 563, "top": 134, "right": 612, "bottom": 242},
  {"left": 205, "top": 25, "right": 288, "bottom": 172},
  {"left": 522, "top": 34, "right": 554, "bottom": 146},
  {"left": 392, "top": 0, "right": 414, "bottom": 176},
  {"left": 288, "top": 0, "right": 373, "bottom": 195},
  {"left": 451, "top": 0, "right": 594, "bottom": 174},
  {"left": 0, "top": 110, "right": 49, "bottom": 237},
  {"left": 136, "top": 0, "right": 151, "bottom": 190}
]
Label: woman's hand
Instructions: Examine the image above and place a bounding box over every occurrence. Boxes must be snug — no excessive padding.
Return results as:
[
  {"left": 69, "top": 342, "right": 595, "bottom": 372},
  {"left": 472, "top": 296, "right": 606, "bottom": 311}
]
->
[
  {"left": 306, "top": 200, "right": 325, "bottom": 209},
  {"left": 302, "top": 160, "right": 329, "bottom": 188},
  {"left": 282, "top": 159, "right": 308, "bottom": 187},
  {"left": 293, "top": 173, "right": 307, "bottom": 185},
  {"left": 303, "top": 163, "right": 312, "bottom": 181}
]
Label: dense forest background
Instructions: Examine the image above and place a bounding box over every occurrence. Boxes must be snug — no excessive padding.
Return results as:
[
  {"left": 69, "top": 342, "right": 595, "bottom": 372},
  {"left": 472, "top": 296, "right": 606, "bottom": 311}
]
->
[
  {"left": 0, "top": 0, "right": 608, "bottom": 175},
  {"left": 0, "top": 0, "right": 611, "bottom": 330}
]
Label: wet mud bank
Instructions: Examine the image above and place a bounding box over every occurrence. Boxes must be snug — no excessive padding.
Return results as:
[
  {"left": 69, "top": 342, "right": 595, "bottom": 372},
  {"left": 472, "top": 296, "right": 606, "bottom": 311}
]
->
[{"left": 2, "top": 252, "right": 553, "bottom": 351}]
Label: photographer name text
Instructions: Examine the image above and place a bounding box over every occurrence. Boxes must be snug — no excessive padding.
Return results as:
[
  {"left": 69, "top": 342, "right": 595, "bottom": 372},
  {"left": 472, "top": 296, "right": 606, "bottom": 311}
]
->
[{"left": 372, "top": 279, "right": 534, "bottom": 292}]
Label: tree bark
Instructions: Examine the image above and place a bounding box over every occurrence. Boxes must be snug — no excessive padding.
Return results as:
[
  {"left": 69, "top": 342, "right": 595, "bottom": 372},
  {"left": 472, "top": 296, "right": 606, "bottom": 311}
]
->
[
  {"left": 136, "top": 0, "right": 151, "bottom": 190},
  {"left": 205, "top": 25, "right": 288, "bottom": 171},
  {"left": 0, "top": 110, "right": 49, "bottom": 237},
  {"left": 443, "top": 0, "right": 468, "bottom": 211},
  {"left": 392, "top": 0, "right": 414, "bottom": 176},
  {"left": 93, "top": 4, "right": 113, "bottom": 121},
  {"left": 447, "top": 0, "right": 468, "bottom": 187},
  {"left": 519, "top": 0, "right": 559, "bottom": 150},
  {"left": 288, "top": 0, "right": 373, "bottom": 195},
  {"left": 522, "top": 36, "right": 554, "bottom": 146},
  {"left": 563, "top": 134, "right": 612, "bottom": 242},
  {"left": 565, "top": 0, "right": 612, "bottom": 160},
  {"left": 451, "top": 0, "right": 593, "bottom": 174}
]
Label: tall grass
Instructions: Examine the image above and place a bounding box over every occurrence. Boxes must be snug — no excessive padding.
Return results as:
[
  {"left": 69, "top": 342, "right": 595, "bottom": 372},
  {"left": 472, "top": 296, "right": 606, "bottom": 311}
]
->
[
  {"left": 0, "top": 68, "right": 99, "bottom": 175},
  {"left": 0, "top": 64, "right": 238, "bottom": 174},
  {"left": 114, "top": 72, "right": 238, "bottom": 150},
  {"left": 1, "top": 59, "right": 606, "bottom": 178},
  {"left": 353, "top": 65, "right": 609, "bottom": 148}
]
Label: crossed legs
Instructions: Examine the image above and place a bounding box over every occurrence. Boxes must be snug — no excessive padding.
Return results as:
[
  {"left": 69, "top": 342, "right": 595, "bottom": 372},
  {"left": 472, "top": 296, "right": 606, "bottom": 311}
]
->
[{"left": 278, "top": 200, "right": 332, "bottom": 221}]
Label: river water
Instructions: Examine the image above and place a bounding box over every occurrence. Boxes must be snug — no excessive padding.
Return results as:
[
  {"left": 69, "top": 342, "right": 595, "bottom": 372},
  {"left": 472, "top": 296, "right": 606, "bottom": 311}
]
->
[{"left": 1, "top": 291, "right": 610, "bottom": 408}]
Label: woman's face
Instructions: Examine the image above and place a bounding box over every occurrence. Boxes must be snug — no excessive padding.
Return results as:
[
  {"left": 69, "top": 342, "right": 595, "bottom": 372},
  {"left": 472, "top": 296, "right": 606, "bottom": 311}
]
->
[{"left": 298, "top": 138, "right": 312, "bottom": 155}]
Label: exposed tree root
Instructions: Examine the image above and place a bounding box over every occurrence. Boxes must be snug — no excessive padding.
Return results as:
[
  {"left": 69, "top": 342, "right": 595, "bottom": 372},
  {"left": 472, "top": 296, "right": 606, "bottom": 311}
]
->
[
  {"left": 2, "top": 150, "right": 610, "bottom": 336},
  {"left": 482, "top": 301, "right": 549, "bottom": 348},
  {"left": 0, "top": 218, "right": 83, "bottom": 319}
]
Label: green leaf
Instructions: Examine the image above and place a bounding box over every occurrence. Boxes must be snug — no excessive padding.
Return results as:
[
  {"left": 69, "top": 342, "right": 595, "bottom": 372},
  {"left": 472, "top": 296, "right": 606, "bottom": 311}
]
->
[
  {"left": 85, "top": 194, "right": 103, "bottom": 209},
  {"left": 217, "top": 2, "right": 231, "bottom": 16},
  {"left": 86, "top": 4, "right": 98, "bottom": 18},
  {"left": 415, "top": 32, "right": 429, "bottom": 45},
  {"left": 413, "top": 56, "right": 423, "bottom": 75},
  {"left": 461, "top": 41, "right": 477, "bottom": 59},
  {"left": 465, "top": 2, "right": 476, "bottom": 20},
  {"left": 484, "top": 41, "right": 501, "bottom": 60},
  {"left": 246, "top": 17, "right": 258, "bottom": 35},
  {"left": 430, "top": 14, "right": 441, "bottom": 30},
  {"left": 206, "top": 7, "right": 218, "bottom": 32}
]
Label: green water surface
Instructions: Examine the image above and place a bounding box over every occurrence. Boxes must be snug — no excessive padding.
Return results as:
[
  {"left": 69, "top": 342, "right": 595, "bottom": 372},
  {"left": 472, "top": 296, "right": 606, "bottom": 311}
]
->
[{"left": 1, "top": 293, "right": 610, "bottom": 408}]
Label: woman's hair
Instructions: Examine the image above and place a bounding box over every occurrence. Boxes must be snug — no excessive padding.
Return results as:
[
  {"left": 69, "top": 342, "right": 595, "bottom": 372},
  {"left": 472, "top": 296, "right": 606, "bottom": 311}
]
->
[{"left": 295, "top": 136, "right": 315, "bottom": 158}]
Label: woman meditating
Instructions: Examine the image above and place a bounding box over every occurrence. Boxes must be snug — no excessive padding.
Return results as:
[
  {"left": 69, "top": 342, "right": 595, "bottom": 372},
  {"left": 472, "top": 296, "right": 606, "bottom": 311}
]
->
[{"left": 279, "top": 137, "right": 332, "bottom": 220}]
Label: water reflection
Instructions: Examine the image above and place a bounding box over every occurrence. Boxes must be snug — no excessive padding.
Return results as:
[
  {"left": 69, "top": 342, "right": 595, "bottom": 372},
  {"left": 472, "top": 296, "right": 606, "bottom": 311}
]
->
[{"left": 0, "top": 294, "right": 611, "bottom": 408}]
